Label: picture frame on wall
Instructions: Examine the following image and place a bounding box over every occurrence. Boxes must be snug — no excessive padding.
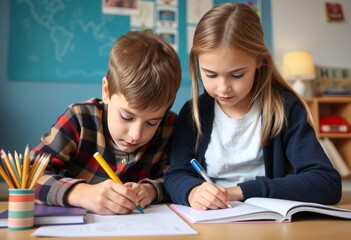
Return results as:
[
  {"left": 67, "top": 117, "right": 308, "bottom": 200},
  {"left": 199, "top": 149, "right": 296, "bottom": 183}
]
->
[
  {"left": 325, "top": 2, "right": 344, "bottom": 22},
  {"left": 102, "top": 0, "right": 141, "bottom": 15}
]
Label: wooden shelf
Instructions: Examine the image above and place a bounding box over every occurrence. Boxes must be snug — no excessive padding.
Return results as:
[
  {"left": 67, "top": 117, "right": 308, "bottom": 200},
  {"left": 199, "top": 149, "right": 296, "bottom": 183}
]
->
[
  {"left": 319, "top": 133, "right": 351, "bottom": 139},
  {"left": 304, "top": 96, "right": 351, "bottom": 176}
]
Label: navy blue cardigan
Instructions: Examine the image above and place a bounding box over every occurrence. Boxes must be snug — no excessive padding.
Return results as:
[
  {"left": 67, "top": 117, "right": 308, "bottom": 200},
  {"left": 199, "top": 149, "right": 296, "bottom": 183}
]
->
[{"left": 164, "top": 90, "right": 342, "bottom": 206}]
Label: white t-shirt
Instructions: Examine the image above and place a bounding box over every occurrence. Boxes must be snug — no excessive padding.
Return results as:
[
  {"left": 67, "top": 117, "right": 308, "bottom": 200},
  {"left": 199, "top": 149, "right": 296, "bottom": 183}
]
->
[{"left": 204, "top": 100, "right": 265, "bottom": 187}]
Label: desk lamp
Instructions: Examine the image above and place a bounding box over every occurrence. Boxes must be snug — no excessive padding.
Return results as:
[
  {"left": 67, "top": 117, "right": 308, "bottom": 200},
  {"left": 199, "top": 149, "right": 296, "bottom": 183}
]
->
[{"left": 282, "top": 51, "right": 316, "bottom": 97}]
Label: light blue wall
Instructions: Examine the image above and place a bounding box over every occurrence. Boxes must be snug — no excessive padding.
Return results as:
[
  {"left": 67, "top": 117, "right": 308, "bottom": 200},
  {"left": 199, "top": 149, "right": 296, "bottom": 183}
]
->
[{"left": 0, "top": 0, "right": 271, "bottom": 151}]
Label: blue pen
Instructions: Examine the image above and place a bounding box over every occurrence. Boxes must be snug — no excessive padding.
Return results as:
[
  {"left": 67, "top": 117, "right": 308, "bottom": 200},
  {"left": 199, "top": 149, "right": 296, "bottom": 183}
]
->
[{"left": 190, "top": 159, "right": 232, "bottom": 208}]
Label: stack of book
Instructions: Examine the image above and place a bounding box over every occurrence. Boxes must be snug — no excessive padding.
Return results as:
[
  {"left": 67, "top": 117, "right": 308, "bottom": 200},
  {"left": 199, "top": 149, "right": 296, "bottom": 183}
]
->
[{"left": 0, "top": 204, "right": 86, "bottom": 227}]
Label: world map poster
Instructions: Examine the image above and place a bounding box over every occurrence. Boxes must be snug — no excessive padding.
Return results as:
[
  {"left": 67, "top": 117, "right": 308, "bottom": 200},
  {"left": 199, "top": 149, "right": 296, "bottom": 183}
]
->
[{"left": 8, "top": 0, "right": 131, "bottom": 83}]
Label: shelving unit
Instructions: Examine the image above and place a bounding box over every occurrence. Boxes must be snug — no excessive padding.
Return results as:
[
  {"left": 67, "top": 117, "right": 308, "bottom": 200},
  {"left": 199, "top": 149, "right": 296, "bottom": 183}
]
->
[{"left": 304, "top": 96, "right": 351, "bottom": 175}]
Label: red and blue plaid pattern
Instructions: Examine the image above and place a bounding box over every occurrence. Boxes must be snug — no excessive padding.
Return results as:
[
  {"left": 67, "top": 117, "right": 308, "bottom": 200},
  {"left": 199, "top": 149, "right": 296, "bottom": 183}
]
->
[{"left": 31, "top": 98, "right": 176, "bottom": 206}]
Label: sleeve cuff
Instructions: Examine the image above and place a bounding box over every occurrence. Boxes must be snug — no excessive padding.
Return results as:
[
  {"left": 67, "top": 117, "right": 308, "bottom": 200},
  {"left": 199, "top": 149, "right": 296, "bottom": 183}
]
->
[
  {"left": 47, "top": 178, "right": 86, "bottom": 207},
  {"left": 139, "top": 178, "right": 164, "bottom": 203}
]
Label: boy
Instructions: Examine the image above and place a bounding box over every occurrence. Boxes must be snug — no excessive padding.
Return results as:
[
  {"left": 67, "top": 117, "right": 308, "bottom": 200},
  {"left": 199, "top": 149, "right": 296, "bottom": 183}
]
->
[{"left": 31, "top": 30, "right": 181, "bottom": 214}]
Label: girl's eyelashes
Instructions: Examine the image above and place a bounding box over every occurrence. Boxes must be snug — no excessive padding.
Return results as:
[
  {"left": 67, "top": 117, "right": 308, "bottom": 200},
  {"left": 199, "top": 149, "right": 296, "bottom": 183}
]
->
[
  {"left": 231, "top": 73, "right": 244, "bottom": 78},
  {"left": 202, "top": 68, "right": 246, "bottom": 79},
  {"left": 206, "top": 73, "right": 217, "bottom": 78},
  {"left": 204, "top": 72, "right": 245, "bottom": 79}
]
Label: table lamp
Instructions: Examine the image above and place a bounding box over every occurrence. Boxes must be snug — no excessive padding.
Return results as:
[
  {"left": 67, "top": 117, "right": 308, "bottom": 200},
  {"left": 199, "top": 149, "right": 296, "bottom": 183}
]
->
[{"left": 282, "top": 50, "right": 316, "bottom": 97}]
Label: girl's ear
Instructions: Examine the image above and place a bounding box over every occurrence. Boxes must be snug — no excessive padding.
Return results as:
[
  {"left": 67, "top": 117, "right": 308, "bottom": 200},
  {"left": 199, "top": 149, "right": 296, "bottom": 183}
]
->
[
  {"left": 102, "top": 77, "right": 109, "bottom": 103},
  {"left": 256, "top": 56, "right": 264, "bottom": 69}
]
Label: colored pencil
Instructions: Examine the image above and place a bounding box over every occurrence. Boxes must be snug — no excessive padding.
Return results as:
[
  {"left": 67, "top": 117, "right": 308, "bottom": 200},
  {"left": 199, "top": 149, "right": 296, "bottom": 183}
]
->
[
  {"left": 7, "top": 152, "right": 22, "bottom": 186},
  {"left": 0, "top": 164, "right": 15, "bottom": 188},
  {"left": 1, "top": 149, "right": 21, "bottom": 188},
  {"left": 14, "top": 150, "right": 22, "bottom": 178},
  {"left": 0, "top": 145, "right": 50, "bottom": 190},
  {"left": 28, "top": 154, "right": 50, "bottom": 189},
  {"left": 27, "top": 154, "right": 42, "bottom": 187},
  {"left": 21, "top": 145, "right": 30, "bottom": 189}
]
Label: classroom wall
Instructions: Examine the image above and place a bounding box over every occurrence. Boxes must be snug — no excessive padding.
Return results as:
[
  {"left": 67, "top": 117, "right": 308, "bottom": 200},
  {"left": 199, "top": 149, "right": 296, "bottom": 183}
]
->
[
  {"left": 0, "top": 0, "right": 189, "bottom": 152},
  {"left": 271, "top": 0, "right": 351, "bottom": 70},
  {"left": 0, "top": 0, "right": 272, "bottom": 152}
]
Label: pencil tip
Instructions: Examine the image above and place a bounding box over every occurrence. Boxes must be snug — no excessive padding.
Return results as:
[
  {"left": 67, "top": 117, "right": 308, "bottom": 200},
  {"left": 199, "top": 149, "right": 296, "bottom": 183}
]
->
[{"left": 136, "top": 205, "right": 144, "bottom": 214}]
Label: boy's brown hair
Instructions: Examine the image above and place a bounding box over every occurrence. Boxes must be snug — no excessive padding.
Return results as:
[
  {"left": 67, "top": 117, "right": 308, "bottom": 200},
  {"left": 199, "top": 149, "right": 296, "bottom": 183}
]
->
[{"left": 106, "top": 30, "right": 181, "bottom": 111}]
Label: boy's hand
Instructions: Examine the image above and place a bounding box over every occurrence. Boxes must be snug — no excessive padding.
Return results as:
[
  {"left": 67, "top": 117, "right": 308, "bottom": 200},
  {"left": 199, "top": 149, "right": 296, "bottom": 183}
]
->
[
  {"left": 124, "top": 182, "right": 157, "bottom": 208},
  {"left": 188, "top": 182, "right": 230, "bottom": 211},
  {"left": 66, "top": 180, "right": 139, "bottom": 214}
]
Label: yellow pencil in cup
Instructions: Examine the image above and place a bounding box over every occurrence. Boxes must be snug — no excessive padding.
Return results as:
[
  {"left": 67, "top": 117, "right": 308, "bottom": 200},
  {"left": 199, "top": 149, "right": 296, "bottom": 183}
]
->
[
  {"left": 14, "top": 150, "right": 22, "bottom": 179},
  {"left": 0, "top": 162, "right": 15, "bottom": 188},
  {"left": 93, "top": 152, "right": 144, "bottom": 214},
  {"left": 21, "top": 145, "right": 31, "bottom": 189},
  {"left": 7, "top": 152, "right": 22, "bottom": 187},
  {"left": 28, "top": 154, "right": 50, "bottom": 189},
  {"left": 0, "top": 149, "right": 21, "bottom": 188},
  {"left": 27, "top": 154, "right": 42, "bottom": 187}
]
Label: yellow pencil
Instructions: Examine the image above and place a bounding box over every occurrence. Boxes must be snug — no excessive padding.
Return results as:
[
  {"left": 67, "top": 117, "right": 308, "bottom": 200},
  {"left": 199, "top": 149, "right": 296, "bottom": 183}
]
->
[
  {"left": 27, "top": 154, "right": 42, "bottom": 186},
  {"left": 7, "top": 152, "right": 22, "bottom": 186},
  {"left": 0, "top": 149, "right": 21, "bottom": 188},
  {"left": 21, "top": 145, "right": 30, "bottom": 189},
  {"left": 93, "top": 152, "right": 144, "bottom": 214},
  {"left": 14, "top": 150, "right": 22, "bottom": 179},
  {"left": 0, "top": 164, "right": 15, "bottom": 188},
  {"left": 28, "top": 154, "right": 50, "bottom": 189}
]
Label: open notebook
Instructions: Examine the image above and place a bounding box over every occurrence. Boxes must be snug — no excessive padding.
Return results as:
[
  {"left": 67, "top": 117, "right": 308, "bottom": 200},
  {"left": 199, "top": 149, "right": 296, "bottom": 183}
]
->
[{"left": 170, "top": 197, "right": 351, "bottom": 223}]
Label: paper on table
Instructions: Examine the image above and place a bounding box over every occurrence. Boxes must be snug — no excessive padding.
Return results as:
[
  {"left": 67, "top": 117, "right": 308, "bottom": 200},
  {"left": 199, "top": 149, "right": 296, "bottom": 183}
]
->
[{"left": 31, "top": 204, "right": 197, "bottom": 237}]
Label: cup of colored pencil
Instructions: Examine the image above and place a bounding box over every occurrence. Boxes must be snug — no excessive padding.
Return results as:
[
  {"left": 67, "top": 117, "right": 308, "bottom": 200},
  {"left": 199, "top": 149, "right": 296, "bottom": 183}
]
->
[{"left": 0, "top": 145, "right": 50, "bottom": 230}]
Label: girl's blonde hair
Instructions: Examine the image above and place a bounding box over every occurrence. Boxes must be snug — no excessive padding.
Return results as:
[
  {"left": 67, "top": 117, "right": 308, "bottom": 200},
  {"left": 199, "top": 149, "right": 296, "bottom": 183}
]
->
[
  {"left": 106, "top": 30, "right": 181, "bottom": 111},
  {"left": 190, "top": 3, "right": 313, "bottom": 148}
]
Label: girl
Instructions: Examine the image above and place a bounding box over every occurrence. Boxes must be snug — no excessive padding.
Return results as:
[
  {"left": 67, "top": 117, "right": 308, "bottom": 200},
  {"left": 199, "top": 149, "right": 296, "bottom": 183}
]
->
[{"left": 164, "top": 3, "right": 341, "bottom": 211}]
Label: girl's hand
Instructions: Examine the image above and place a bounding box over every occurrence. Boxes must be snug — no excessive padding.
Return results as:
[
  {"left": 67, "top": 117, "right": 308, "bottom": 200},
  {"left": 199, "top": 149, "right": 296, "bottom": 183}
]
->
[
  {"left": 66, "top": 179, "right": 139, "bottom": 214},
  {"left": 188, "top": 182, "right": 230, "bottom": 211},
  {"left": 124, "top": 182, "right": 157, "bottom": 208}
]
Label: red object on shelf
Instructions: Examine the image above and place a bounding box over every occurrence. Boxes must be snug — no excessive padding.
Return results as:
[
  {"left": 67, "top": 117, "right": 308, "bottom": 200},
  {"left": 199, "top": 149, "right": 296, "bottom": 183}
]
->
[{"left": 319, "top": 115, "right": 350, "bottom": 133}]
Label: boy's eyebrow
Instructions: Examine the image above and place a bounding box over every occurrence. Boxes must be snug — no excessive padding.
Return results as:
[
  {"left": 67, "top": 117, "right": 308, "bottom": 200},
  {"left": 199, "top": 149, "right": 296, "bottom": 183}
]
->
[{"left": 120, "top": 107, "right": 164, "bottom": 121}]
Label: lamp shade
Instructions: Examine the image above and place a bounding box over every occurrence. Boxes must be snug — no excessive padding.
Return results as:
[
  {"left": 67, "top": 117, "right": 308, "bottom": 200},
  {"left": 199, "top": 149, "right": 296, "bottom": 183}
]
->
[{"left": 282, "top": 51, "right": 316, "bottom": 81}]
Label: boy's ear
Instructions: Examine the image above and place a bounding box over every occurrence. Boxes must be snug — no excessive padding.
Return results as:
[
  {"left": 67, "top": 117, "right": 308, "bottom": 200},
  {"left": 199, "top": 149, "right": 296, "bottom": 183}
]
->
[{"left": 102, "top": 77, "right": 109, "bottom": 103}]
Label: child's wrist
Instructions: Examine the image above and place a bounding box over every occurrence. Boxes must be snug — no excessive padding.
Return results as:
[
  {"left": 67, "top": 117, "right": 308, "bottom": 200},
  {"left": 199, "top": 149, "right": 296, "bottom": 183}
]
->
[
  {"left": 66, "top": 182, "right": 88, "bottom": 207},
  {"left": 227, "top": 186, "right": 243, "bottom": 201},
  {"left": 139, "top": 178, "right": 162, "bottom": 202},
  {"left": 142, "top": 183, "right": 158, "bottom": 202}
]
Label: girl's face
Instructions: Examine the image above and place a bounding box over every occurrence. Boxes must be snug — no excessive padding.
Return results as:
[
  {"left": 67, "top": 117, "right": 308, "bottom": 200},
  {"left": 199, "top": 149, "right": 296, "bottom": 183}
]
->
[
  {"left": 102, "top": 79, "right": 167, "bottom": 153},
  {"left": 198, "top": 46, "right": 261, "bottom": 118}
]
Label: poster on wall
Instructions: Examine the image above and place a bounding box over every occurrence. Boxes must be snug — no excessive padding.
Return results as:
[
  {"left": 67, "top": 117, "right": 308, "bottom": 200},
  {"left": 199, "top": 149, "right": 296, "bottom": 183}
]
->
[
  {"left": 8, "top": 0, "right": 134, "bottom": 83},
  {"left": 131, "top": 1, "right": 155, "bottom": 28},
  {"left": 325, "top": 2, "right": 344, "bottom": 22},
  {"left": 131, "top": 0, "right": 179, "bottom": 51},
  {"left": 7, "top": 0, "right": 269, "bottom": 86},
  {"left": 102, "top": 0, "right": 141, "bottom": 15},
  {"left": 186, "top": 0, "right": 213, "bottom": 53}
]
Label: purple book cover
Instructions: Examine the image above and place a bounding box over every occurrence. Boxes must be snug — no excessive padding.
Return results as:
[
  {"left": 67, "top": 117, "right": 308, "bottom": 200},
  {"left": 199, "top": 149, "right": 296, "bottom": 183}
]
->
[
  {"left": 1, "top": 204, "right": 86, "bottom": 227},
  {"left": 33, "top": 204, "right": 86, "bottom": 217}
]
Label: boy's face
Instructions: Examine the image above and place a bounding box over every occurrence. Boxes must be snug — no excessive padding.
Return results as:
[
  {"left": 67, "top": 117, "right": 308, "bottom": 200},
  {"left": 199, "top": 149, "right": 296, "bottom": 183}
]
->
[{"left": 105, "top": 93, "right": 167, "bottom": 153}]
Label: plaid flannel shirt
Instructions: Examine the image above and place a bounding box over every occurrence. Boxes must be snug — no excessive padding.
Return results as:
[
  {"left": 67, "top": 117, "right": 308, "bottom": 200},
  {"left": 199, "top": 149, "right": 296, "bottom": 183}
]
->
[{"left": 31, "top": 98, "right": 176, "bottom": 207}]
